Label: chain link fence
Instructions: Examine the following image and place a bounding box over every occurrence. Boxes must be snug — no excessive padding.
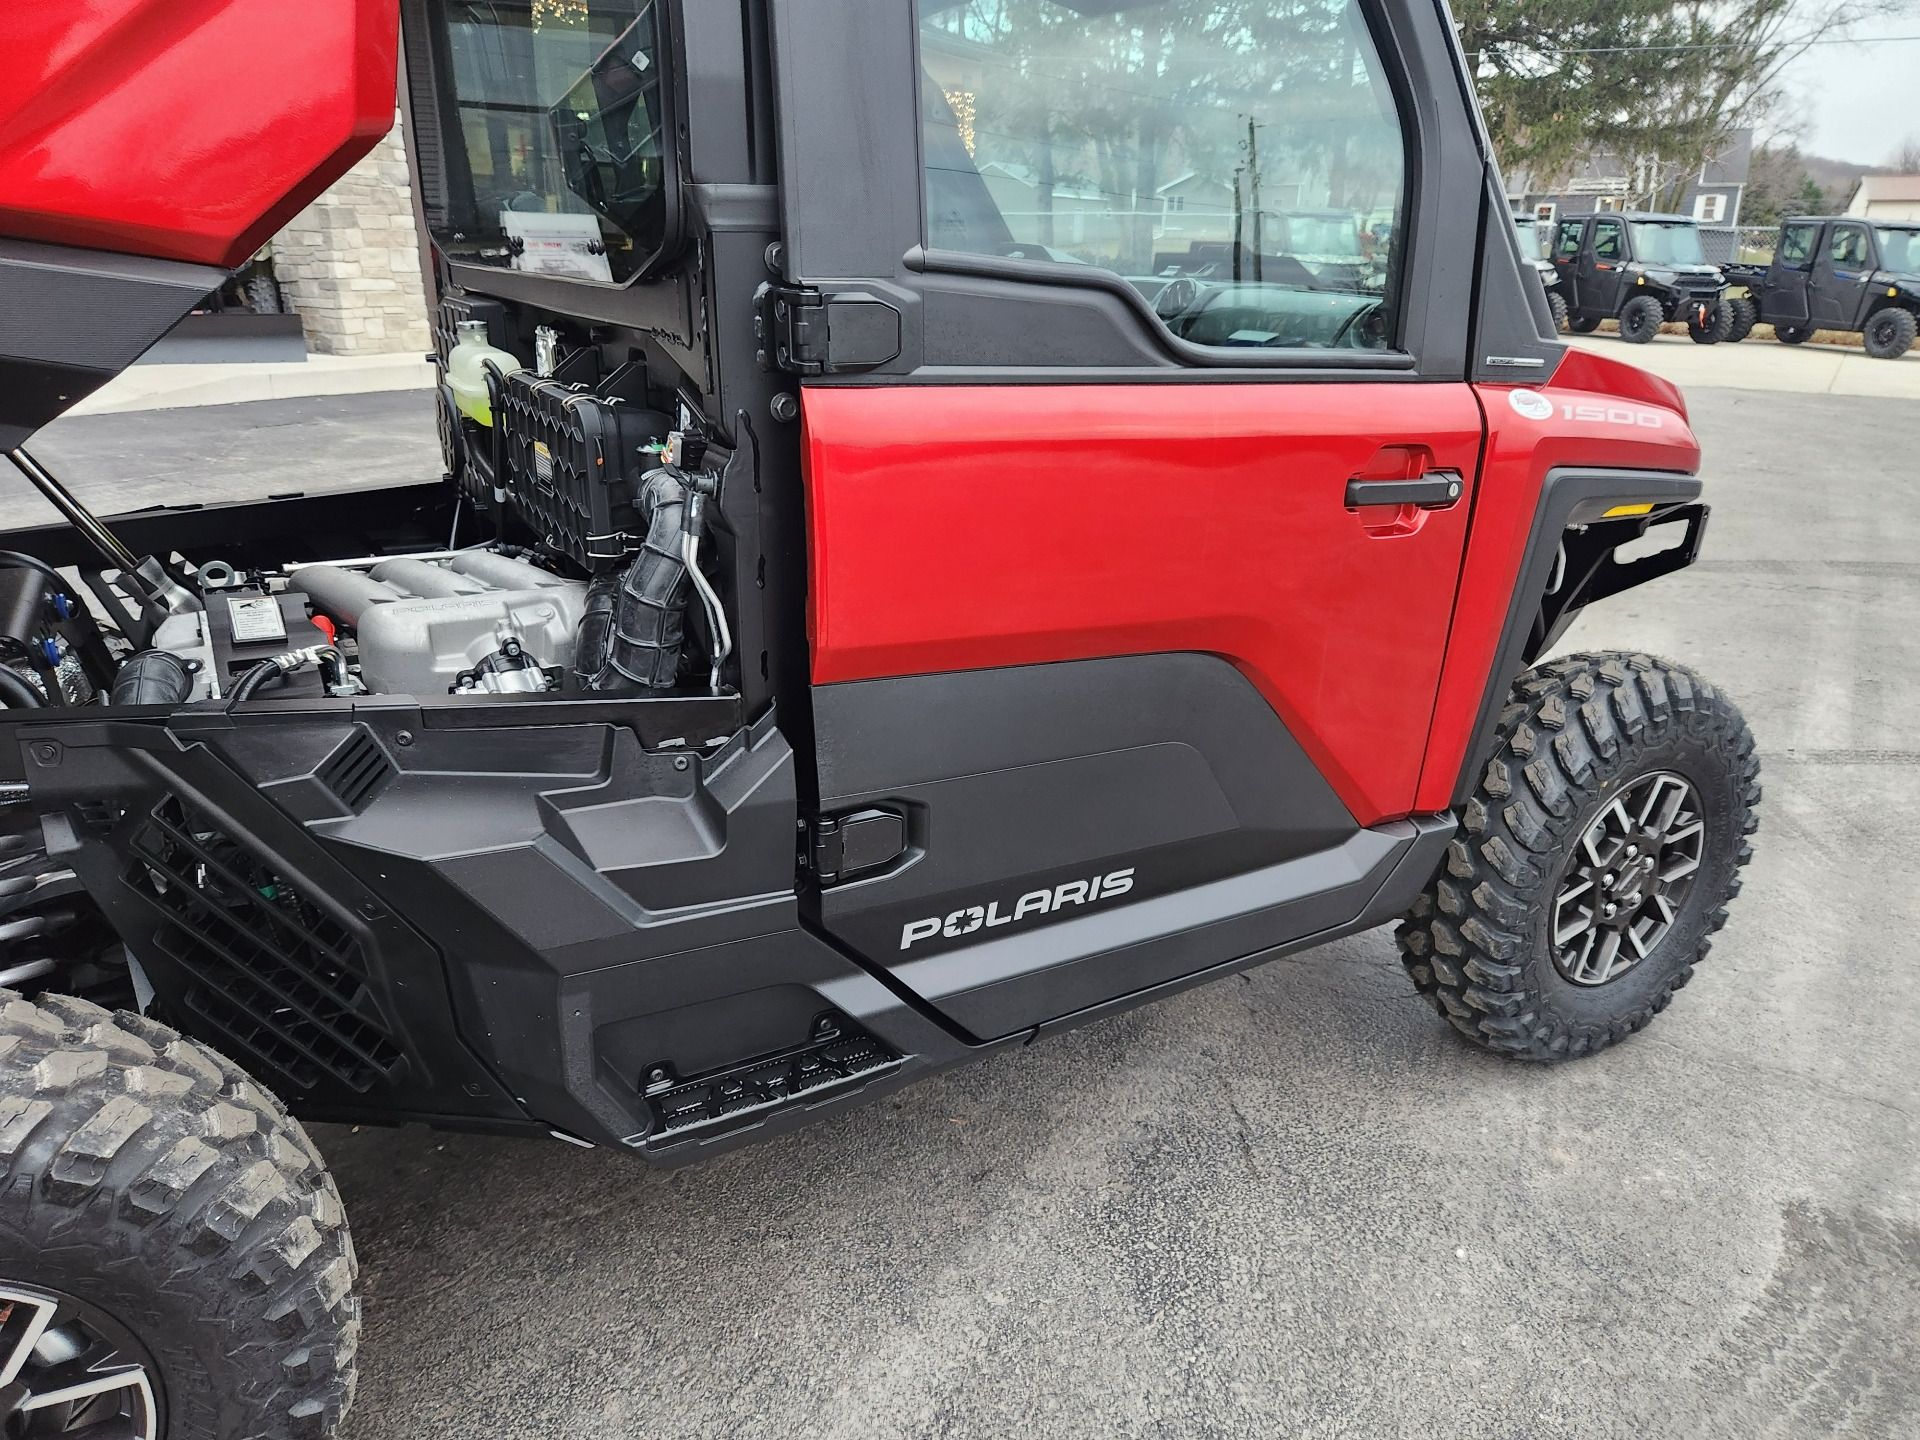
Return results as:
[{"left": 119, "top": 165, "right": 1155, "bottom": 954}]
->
[{"left": 1701, "top": 226, "right": 1780, "bottom": 265}]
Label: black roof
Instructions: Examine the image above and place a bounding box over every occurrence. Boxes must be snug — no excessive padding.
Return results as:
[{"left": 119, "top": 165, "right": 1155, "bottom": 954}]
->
[
  {"left": 1563, "top": 211, "right": 1697, "bottom": 225},
  {"left": 1782, "top": 214, "right": 1920, "bottom": 227}
]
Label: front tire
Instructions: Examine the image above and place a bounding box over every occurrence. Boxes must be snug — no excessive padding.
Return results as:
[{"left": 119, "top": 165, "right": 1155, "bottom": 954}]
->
[
  {"left": 1569, "top": 314, "right": 1602, "bottom": 334},
  {"left": 1688, "top": 303, "right": 1732, "bottom": 345},
  {"left": 1619, "top": 295, "right": 1665, "bottom": 344},
  {"left": 1398, "top": 654, "right": 1760, "bottom": 1062},
  {"left": 1863, "top": 306, "right": 1917, "bottom": 360},
  {"left": 0, "top": 993, "right": 358, "bottom": 1438},
  {"left": 1775, "top": 323, "right": 1814, "bottom": 346},
  {"left": 1546, "top": 291, "right": 1571, "bottom": 334}
]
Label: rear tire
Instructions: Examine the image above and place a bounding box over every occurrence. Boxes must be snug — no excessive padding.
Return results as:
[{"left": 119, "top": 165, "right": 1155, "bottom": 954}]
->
[
  {"left": 0, "top": 992, "right": 358, "bottom": 1438},
  {"left": 1775, "top": 323, "right": 1813, "bottom": 346},
  {"left": 1724, "top": 297, "right": 1757, "bottom": 344},
  {"left": 1397, "top": 653, "right": 1760, "bottom": 1062},
  {"left": 1863, "top": 306, "right": 1917, "bottom": 361},
  {"left": 1619, "top": 295, "right": 1664, "bottom": 344},
  {"left": 1546, "top": 292, "right": 1570, "bottom": 334}
]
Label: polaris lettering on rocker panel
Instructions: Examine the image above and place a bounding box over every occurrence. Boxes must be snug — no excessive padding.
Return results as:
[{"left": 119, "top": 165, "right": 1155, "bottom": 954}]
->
[{"left": 901, "top": 870, "right": 1137, "bottom": 950}]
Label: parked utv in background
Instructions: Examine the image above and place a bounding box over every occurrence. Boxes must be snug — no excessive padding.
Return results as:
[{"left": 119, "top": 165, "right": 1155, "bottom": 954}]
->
[
  {"left": 1515, "top": 213, "right": 1570, "bottom": 332},
  {"left": 1722, "top": 216, "right": 1920, "bottom": 359},
  {"left": 1549, "top": 212, "right": 1731, "bottom": 344},
  {"left": 0, "top": 1, "right": 1760, "bottom": 1435}
]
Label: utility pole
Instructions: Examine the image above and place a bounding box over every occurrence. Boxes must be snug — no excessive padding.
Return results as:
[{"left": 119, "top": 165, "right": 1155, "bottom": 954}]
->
[
  {"left": 1248, "top": 116, "right": 1263, "bottom": 282},
  {"left": 1232, "top": 161, "right": 1245, "bottom": 283}
]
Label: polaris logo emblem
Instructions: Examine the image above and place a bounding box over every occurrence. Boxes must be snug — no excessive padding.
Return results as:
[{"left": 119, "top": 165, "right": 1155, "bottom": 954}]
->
[{"left": 900, "top": 869, "right": 1136, "bottom": 950}]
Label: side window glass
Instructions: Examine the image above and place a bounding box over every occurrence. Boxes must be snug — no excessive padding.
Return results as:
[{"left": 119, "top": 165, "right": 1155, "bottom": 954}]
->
[
  {"left": 1829, "top": 227, "right": 1868, "bottom": 267},
  {"left": 1555, "top": 221, "right": 1583, "bottom": 258},
  {"left": 1778, "top": 225, "right": 1815, "bottom": 268},
  {"left": 1592, "top": 222, "right": 1623, "bottom": 260},
  {"left": 428, "top": 0, "right": 667, "bottom": 284},
  {"left": 919, "top": 0, "right": 1409, "bottom": 353}
]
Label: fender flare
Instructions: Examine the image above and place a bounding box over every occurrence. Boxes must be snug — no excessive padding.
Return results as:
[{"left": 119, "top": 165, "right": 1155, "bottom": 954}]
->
[{"left": 1450, "top": 466, "right": 1704, "bottom": 808}]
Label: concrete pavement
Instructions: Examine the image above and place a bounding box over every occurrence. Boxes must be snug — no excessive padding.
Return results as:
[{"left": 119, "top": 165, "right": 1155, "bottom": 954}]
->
[
  {"left": 65, "top": 352, "right": 433, "bottom": 418},
  {"left": 1568, "top": 330, "right": 1920, "bottom": 400},
  {"left": 24, "top": 385, "right": 1920, "bottom": 1440}
]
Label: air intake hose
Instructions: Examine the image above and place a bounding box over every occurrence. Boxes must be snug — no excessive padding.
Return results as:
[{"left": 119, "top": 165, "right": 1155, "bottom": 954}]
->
[
  {"left": 108, "top": 650, "right": 195, "bottom": 706},
  {"left": 574, "top": 468, "right": 690, "bottom": 692}
]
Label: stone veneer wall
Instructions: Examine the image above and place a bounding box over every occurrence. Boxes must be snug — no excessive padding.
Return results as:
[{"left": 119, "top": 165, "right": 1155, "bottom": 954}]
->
[{"left": 273, "top": 109, "right": 434, "bottom": 356}]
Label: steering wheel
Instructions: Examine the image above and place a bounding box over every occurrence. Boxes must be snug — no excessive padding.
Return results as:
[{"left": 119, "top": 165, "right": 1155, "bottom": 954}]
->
[
  {"left": 1153, "top": 276, "right": 1205, "bottom": 326},
  {"left": 1330, "top": 299, "right": 1388, "bottom": 350}
]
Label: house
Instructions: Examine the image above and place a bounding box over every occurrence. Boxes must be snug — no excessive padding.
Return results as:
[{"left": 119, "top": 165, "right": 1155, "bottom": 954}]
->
[
  {"left": 1847, "top": 175, "right": 1920, "bottom": 222},
  {"left": 1156, "top": 171, "right": 1245, "bottom": 242},
  {"left": 1507, "top": 129, "right": 1753, "bottom": 238}
]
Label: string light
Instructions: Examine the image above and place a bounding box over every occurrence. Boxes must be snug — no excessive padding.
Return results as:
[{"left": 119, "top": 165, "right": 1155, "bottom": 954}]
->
[
  {"left": 946, "top": 89, "right": 978, "bottom": 155},
  {"left": 532, "top": 0, "right": 589, "bottom": 31}
]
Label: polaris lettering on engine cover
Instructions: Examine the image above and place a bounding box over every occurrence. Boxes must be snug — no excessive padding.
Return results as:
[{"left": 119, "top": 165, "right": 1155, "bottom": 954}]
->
[{"left": 900, "top": 869, "right": 1137, "bottom": 951}]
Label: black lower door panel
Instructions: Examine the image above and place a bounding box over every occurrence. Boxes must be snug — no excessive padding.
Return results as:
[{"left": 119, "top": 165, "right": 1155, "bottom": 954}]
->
[{"left": 810, "top": 654, "right": 1421, "bottom": 1039}]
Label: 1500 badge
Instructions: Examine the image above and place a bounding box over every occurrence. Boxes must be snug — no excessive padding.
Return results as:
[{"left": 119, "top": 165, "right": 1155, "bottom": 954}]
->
[{"left": 900, "top": 869, "right": 1136, "bottom": 951}]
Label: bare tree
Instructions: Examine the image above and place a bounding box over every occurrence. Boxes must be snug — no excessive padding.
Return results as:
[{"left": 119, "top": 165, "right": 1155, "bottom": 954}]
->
[
  {"left": 1892, "top": 135, "right": 1920, "bottom": 172},
  {"left": 1466, "top": 0, "right": 1920, "bottom": 199}
]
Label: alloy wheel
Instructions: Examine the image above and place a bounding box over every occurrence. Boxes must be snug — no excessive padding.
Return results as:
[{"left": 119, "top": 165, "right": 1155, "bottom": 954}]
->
[
  {"left": 0, "top": 1283, "right": 160, "bottom": 1439},
  {"left": 1551, "top": 771, "right": 1705, "bottom": 987}
]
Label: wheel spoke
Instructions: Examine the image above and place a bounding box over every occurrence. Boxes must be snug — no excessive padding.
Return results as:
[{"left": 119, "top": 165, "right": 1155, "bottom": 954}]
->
[
  {"left": 1664, "top": 817, "right": 1704, "bottom": 850},
  {"left": 1554, "top": 904, "right": 1594, "bottom": 947},
  {"left": 1590, "top": 930, "right": 1624, "bottom": 985},
  {"left": 1569, "top": 928, "right": 1599, "bottom": 982},
  {"left": 1661, "top": 851, "right": 1700, "bottom": 883},
  {"left": 1649, "top": 778, "right": 1687, "bottom": 834},
  {"left": 0, "top": 1289, "right": 56, "bottom": 1389},
  {"left": 18, "top": 1365, "right": 149, "bottom": 1412},
  {"left": 1580, "top": 825, "right": 1609, "bottom": 868}
]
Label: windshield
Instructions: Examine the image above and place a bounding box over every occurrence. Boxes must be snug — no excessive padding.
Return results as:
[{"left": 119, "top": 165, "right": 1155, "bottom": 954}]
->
[
  {"left": 1281, "top": 215, "right": 1363, "bottom": 259},
  {"left": 427, "top": 0, "right": 667, "bottom": 284},
  {"left": 1630, "top": 222, "right": 1707, "bottom": 267},
  {"left": 1513, "top": 217, "right": 1545, "bottom": 258},
  {"left": 1875, "top": 226, "right": 1920, "bottom": 272}
]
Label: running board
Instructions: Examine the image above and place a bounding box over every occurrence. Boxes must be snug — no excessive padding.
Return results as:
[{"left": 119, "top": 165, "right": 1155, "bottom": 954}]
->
[{"left": 638, "top": 1017, "right": 901, "bottom": 1152}]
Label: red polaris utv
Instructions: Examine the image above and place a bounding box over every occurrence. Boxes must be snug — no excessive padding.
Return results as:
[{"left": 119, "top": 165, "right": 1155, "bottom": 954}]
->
[{"left": 0, "top": 1, "right": 1758, "bottom": 1435}]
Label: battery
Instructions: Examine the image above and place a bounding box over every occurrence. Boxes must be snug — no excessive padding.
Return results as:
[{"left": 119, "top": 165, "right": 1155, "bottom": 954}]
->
[{"left": 205, "top": 589, "right": 330, "bottom": 698}]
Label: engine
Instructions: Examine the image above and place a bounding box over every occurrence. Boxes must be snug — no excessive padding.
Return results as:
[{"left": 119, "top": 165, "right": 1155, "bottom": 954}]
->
[
  {"left": 290, "top": 552, "right": 586, "bottom": 696},
  {"left": 0, "top": 307, "right": 732, "bottom": 710}
]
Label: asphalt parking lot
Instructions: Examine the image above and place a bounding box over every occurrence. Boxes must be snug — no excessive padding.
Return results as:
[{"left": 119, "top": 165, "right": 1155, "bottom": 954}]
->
[{"left": 27, "top": 375, "right": 1920, "bottom": 1439}]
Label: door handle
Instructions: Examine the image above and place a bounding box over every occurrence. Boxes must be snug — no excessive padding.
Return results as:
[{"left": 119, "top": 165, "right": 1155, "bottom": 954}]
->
[{"left": 1346, "top": 471, "right": 1464, "bottom": 509}]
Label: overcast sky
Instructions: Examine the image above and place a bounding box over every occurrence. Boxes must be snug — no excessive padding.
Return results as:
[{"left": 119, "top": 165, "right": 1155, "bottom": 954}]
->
[{"left": 1782, "top": 16, "right": 1920, "bottom": 163}]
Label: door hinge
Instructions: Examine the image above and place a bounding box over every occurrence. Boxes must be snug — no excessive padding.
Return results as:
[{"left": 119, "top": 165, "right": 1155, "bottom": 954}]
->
[
  {"left": 807, "top": 808, "right": 909, "bottom": 884},
  {"left": 755, "top": 283, "right": 903, "bottom": 377}
]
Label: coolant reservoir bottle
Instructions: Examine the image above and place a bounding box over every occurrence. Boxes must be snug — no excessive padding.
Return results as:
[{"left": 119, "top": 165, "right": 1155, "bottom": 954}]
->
[{"left": 447, "top": 321, "right": 522, "bottom": 426}]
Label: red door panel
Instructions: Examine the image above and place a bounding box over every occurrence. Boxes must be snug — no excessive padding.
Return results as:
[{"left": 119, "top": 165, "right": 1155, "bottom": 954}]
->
[{"left": 803, "top": 382, "right": 1486, "bottom": 826}]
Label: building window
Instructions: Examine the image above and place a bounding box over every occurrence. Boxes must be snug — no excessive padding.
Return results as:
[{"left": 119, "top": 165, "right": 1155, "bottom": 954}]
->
[{"left": 1694, "top": 193, "right": 1727, "bottom": 224}]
